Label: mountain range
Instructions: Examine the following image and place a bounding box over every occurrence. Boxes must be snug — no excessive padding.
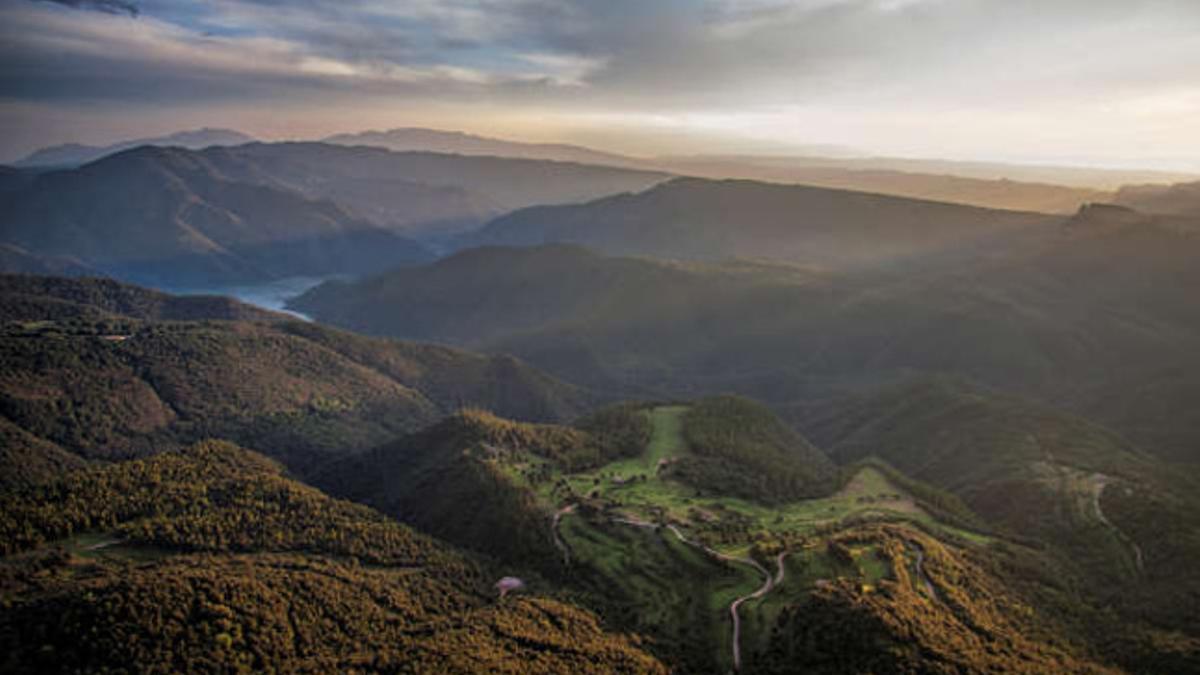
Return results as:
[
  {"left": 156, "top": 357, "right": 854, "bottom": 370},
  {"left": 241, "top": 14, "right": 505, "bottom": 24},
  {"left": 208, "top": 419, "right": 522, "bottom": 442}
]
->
[
  {"left": 0, "top": 142, "right": 667, "bottom": 286},
  {"left": 17, "top": 127, "right": 1200, "bottom": 219},
  {"left": 325, "top": 127, "right": 642, "bottom": 169},
  {"left": 4, "top": 266, "right": 1199, "bottom": 672},
  {"left": 464, "top": 176, "right": 1053, "bottom": 268},
  {"left": 14, "top": 128, "right": 255, "bottom": 168},
  {"left": 5, "top": 126, "right": 1200, "bottom": 674},
  {"left": 1, "top": 146, "right": 433, "bottom": 286},
  {"left": 297, "top": 190, "right": 1200, "bottom": 468},
  {"left": 1115, "top": 179, "right": 1200, "bottom": 217}
]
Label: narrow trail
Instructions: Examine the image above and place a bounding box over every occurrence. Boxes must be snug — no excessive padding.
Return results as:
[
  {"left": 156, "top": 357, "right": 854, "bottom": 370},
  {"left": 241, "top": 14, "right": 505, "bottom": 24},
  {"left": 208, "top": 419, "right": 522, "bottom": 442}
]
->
[
  {"left": 550, "top": 504, "right": 576, "bottom": 566},
  {"left": 1091, "top": 475, "right": 1145, "bottom": 575},
  {"left": 84, "top": 538, "right": 121, "bottom": 552},
  {"left": 911, "top": 543, "right": 938, "bottom": 600},
  {"left": 1034, "top": 433, "right": 1145, "bottom": 577},
  {"left": 663, "top": 524, "right": 782, "bottom": 672}
]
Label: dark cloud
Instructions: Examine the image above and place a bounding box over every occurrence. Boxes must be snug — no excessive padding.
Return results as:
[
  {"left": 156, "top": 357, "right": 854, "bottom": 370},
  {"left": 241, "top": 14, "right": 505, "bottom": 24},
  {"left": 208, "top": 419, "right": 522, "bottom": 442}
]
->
[{"left": 35, "top": 0, "right": 139, "bottom": 17}]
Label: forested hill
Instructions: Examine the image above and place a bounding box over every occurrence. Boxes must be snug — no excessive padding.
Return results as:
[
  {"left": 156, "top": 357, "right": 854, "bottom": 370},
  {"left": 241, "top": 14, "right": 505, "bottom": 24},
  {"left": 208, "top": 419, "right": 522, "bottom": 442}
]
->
[
  {"left": 316, "top": 398, "right": 838, "bottom": 574},
  {"left": 0, "top": 273, "right": 282, "bottom": 322},
  {"left": 0, "top": 440, "right": 666, "bottom": 674},
  {"left": 0, "top": 276, "right": 592, "bottom": 484},
  {"left": 297, "top": 202, "right": 1200, "bottom": 465},
  {"left": 464, "top": 176, "right": 1052, "bottom": 267}
]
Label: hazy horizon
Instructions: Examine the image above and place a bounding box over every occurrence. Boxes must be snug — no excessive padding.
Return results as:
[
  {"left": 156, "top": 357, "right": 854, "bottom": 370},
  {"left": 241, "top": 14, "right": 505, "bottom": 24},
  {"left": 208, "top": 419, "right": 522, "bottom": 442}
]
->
[{"left": 3, "top": 0, "right": 1200, "bottom": 171}]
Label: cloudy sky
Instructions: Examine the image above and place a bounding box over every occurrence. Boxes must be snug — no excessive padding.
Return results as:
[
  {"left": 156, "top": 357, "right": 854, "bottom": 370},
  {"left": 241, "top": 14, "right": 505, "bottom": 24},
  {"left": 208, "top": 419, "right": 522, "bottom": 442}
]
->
[{"left": 2, "top": 0, "right": 1199, "bottom": 168}]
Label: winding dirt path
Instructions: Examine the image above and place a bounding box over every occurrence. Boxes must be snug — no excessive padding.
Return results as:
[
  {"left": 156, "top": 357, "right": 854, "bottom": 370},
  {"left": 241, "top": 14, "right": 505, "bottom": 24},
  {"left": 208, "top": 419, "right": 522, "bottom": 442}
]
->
[
  {"left": 662, "top": 524, "right": 785, "bottom": 672},
  {"left": 551, "top": 504, "right": 576, "bottom": 566},
  {"left": 1091, "top": 475, "right": 1145, "bottom": 575},
  {"left": 726, "top": 558, "right": 772, "bottom": 672},
  {"left": 911, "top": 543, "right": 938, "bottom": 600},
  {"left": 773, "top": 552, "right": 788, "bottom": 587}
]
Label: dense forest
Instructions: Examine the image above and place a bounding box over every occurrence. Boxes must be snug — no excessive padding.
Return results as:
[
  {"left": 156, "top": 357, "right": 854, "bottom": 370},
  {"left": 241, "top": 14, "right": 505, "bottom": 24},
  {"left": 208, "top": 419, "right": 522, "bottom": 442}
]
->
[
  {"left": 758, "top": 525, "right": 1120, "bottom": 674},
  {"left": 0, "top": 440, "right": 666, "bottom": 674},
  {"left": 3, "top": 274, "right": 1199, "bottom": 673},
  {"left": 0, "top": 277, "right": 590, "bottom": 480},
  {"left": 673, "top": 396, "right": 837, "bottom": 504},
  {"left": 314, "top": 409, "right": 629, "bottom": 572}
]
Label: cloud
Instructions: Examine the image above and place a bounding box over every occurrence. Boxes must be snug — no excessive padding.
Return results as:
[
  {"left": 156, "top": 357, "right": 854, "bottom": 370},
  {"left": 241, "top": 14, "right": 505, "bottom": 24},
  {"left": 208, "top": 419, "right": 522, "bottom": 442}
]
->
[
  {"left": 34, "top": 0, "right": 139, "bottom": 17},
  {"left": 2, "top": 0, "right": 1200, "bottom": 165}
]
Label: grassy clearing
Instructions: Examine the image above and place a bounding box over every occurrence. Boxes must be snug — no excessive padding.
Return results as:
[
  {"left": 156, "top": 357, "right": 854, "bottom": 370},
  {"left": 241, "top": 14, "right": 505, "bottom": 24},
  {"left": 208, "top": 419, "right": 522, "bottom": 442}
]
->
[
  {"left": 529, "top": 405, "right": 983, "bottom": 671},
  {"left": 608, "top": 406, "right": 688, "bottom": 475},
  {"left": 61, "top": 532, "right": 169, "bottom": 562},
  {"left": 512, "top": 405, "right": 985, "bottom": 552}
]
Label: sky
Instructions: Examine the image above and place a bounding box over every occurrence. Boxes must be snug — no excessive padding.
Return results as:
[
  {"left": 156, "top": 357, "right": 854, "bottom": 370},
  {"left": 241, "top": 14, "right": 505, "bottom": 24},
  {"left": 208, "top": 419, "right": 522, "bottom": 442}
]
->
[{"left": 2, "top": 0, "right": 1200, "bottom": 169}]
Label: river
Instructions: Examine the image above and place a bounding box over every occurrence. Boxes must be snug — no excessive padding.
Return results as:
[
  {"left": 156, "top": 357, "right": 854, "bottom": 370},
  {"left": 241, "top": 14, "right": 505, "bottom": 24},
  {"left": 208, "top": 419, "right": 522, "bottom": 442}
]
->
[{"left": 162, "top": 275, "right": 339, "bottom": 320}]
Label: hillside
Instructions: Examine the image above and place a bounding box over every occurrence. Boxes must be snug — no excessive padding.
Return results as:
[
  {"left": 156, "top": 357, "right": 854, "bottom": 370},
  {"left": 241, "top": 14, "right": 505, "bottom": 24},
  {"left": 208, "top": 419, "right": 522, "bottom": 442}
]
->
[
  {"left": 316, "top": 411, "right": 596, "bottom": 573},
  {"left": 300, "top": 203, "right": 1200, "bottom": 466},
  {"left": 467, "top": 177, "right": 1052, "bottom": 268},
  {"left": 317, "top": 399, "right": 1141, "bottom": 672},
  {"left": 3, "top": 275, "right": 1189, "bottom": 672},
  {"left": 0, "top": 440, "right": 666, "bottom": 674},
  {"left": 800, "top": 376, "right": 1200, "bottom": 652},
  {"left": 758, "top": 524, "right": 1122, "bottom": 674},
  {"left": 14, "top": 128, "right": 255, "bottom": 168},
  {"left": 676, "top": 396, "right": 836, "bottom": 504},
  {"left": 0, "top": 146, "right": 433, "bottom": 286},
  {"left": 291, "top": 243, "right": 805, "bottom": 345},
  {"left": 803, "top": 377, "right": 1152, "bottom": 562},
  {"left": 0, "top": 274, "right": 281, "bottom": 322},
  {"left": 0, "top": 277, "right": 590, "bottom": 479},
  {"left": 317, "top": 399, "right": 836, "bottom": 572}
]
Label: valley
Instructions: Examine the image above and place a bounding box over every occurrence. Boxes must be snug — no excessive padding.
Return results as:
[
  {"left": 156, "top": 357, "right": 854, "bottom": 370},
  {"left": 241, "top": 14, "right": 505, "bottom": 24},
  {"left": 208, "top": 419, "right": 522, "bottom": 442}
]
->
[
  {"left": 5, "top": 1, "right": 1200, "bottom": 671},
  {"left": 2, "top": 270, "right": 1197, "bottom": 673},
  {"left": 160, "top": 275, "right": 337, "bottom": 318}
]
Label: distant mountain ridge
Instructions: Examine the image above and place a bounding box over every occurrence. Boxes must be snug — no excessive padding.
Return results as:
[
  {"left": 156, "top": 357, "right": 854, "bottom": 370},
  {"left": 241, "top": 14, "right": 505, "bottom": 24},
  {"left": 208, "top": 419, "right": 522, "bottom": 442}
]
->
[
  {"left": 0, "top": 141, "right": 669, "bottom": 287},
  {"left": 320, "top": 128, "right": 1160, "bottom": 213},
  {"left": 325, "top": 127, "right": 643, "bottom": 168},
  {"left": 1114, "top": 179, "right": 1200, "bottom": 217},
  {"left": 659, "top": 153, "right": 1199, "bottom": 190},
  {"left": 466, "top": 176, "right": 1052, "bottom": 268},
  {"left": 298, "top": 199, "right": 1200, "bottom": 465},
  {"left": 0, "top": 145, "right": 433, "bottom": 286},
  {"left": 15, "top": 128, "right": 255, "bottom": 168},
  {"left": 652, "top": 161, "right": 1110, "bottom": 214},
  {"left": 197, "top": 141, "right": 669, "bottom": 237}
]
